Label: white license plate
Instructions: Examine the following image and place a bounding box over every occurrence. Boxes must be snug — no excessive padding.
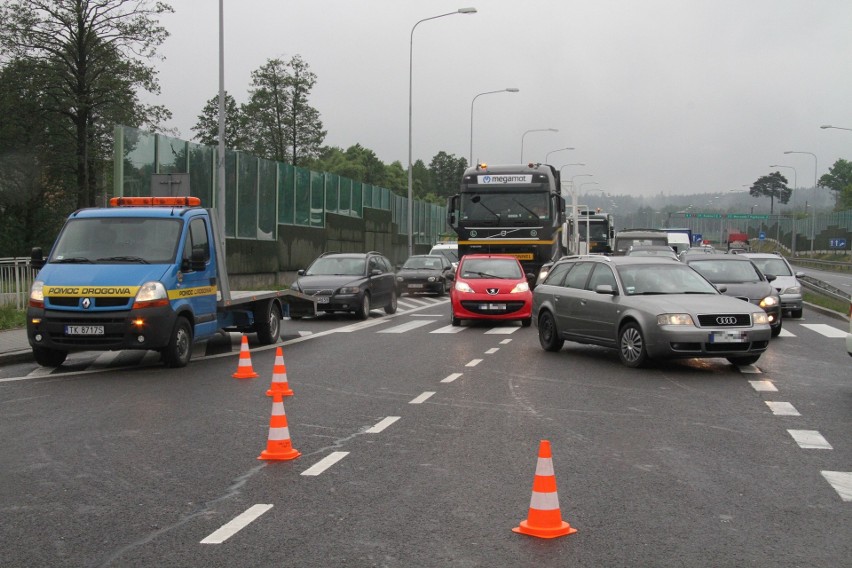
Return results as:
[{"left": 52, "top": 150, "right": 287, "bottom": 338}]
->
[
  {"left": 479, "top": 303, "right": 507, "bottom": 310},
  {"left": 314, "top": 296, "right": 330, "bottom": 304},
  {"left": 709, "top": 331, "right": 747, "bottom": 343},
  {"left": 408, "top": 284, "right": 424, "bottom": 289},
  {"left": 65, "top": 325, "right": 104, "bottom": 335}
]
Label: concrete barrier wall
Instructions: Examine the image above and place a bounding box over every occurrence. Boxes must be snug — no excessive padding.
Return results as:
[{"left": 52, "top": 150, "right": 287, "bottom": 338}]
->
[{"left": 226, "top": 209, "right": 429, "bottom": 289}]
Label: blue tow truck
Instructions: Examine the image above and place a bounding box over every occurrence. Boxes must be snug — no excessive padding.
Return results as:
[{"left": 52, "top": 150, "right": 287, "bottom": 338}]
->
[{"left": 26, "top": 196, "right": 316, "bottom": 368}]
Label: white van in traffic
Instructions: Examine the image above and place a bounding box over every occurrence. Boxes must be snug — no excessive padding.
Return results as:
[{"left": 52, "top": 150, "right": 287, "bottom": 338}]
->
[{"left": 428, "top": 242, "right": 459, "bottom": 269}]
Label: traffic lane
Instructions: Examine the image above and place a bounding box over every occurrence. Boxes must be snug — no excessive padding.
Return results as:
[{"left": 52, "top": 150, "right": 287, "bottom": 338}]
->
[
  {"left": 0, "top": 350, "right": 326, "bottom": 568},
  {"left": 797, "top": 265, "right": 852, "bottom": 294},
  {"left": 143, "top": 319, "right": 847, "bottom": 566},
  {"left": 748, "top": 312, "right": 852, "bottom": 467}
]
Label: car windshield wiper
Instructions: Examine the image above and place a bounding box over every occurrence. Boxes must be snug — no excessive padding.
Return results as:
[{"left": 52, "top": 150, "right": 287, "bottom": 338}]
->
[
  {"left": 467, "top": 271, "right": 506, "bottom": 279},
  {"left": 635, "top": 291, "right": 667, "bottom": 295},
  {"left": 53, "top": 257, "right": 93, "bottom": 263},
  {"left": 682, "top": 291, "right": 716, "bottom": 294},
  {"left": 96, "top": 256, "right": 150, "bottom": 264}
]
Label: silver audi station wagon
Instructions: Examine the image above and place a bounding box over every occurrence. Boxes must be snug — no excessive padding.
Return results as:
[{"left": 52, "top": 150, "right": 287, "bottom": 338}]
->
[{"left": 532, "top": 255, "right": 772, "bottom": 367}]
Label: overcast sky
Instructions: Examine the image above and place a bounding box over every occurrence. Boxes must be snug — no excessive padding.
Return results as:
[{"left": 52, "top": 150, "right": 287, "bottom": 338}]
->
[{"left": 147, "top": 0, "right": 852, "bottom": 197}]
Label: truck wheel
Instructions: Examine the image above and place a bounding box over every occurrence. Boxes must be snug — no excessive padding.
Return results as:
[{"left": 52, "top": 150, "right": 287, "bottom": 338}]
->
[
  {"left": 255, "top": 301, "right": 282, "bottom": 344},
  {"left": 355, "top": 292, "right": 371, "bottom": 320},
  {"left": 162, "top": 317, "right": 192, "bottom": 368},
  {"left": 384, "top": 289, "right": 397, "bottom": 314},
  {"left": 33, "top": 346, "right": 68, "bottom": 367}
]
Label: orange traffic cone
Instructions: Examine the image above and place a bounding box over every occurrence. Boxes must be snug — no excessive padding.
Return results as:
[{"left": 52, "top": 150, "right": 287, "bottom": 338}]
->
[
  {"left": 266, "top": 347, "right": 294, "bottom": 397},
  {"left": 513, "top": 439, "right": 577, "bottom": 539},
  {"left": 232, "top": 334, "right": 258, "bottom": 379},
  {"left": 258, "top": 392, "right": 300, "bottom": 461}
]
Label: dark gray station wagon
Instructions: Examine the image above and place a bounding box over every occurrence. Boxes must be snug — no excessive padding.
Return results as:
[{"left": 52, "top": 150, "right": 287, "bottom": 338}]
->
[{"left": 532, "top": 255, "right": 772, "bottom": 367}]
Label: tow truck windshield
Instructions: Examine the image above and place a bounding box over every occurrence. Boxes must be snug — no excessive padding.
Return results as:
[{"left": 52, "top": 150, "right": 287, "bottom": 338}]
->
[{"left": 50, "top": 217, "right": 182, "bottom": 265}]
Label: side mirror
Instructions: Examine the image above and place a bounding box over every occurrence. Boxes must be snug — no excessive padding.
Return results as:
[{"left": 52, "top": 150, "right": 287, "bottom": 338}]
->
[
  {"left": 595, "top": 284, "right": 617, "bottom": 295},
  {"left": 30, "top": 247, "right": 46, "bottom": 270},
  {"left": 446, "top": 272, "right": 455, "bottom": 281},
  {"left": 370, "top": 269, "right": 382, "bottom": 276},
  {"left": 765, "top": 274, "right": 777, "bottom": 283},
  {"left": 716, "top": 284, "right": 728, "bottom": 293},
  {"left": 297, "top": 269, "right": 306, "bottom": 276},
  {"left": 183, "top": 248, "right": 206, "bottom": 272}
]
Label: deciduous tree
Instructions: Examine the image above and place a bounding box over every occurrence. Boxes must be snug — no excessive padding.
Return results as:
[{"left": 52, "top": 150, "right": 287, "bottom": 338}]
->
[{"left": 818, "top": 158, "right": 852, "bottom": 210}]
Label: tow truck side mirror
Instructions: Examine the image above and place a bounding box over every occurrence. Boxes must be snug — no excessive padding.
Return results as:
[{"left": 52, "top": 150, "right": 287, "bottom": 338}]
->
[
  {"left": 182, "top": 249, "right": 206, "bottom": 272},
  {"left": 31, "top": 247, "right": 45, "bottom": 270}
]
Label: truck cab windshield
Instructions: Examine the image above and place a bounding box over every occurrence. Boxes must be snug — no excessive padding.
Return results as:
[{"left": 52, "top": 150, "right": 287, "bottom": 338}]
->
[
  {"left": 50, "top": 217, "right": 182, "bottom": 264},
  {"left": 460, "top": 190, "right": 550, "bottom": 224}
]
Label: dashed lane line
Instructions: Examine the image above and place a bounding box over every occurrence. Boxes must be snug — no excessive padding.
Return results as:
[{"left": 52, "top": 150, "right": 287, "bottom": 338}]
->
[
  {"left": 301, "top": 452, "right": 349, "bottom": 476},
  {"left": 765, "top": 401, "right": 801, "bottom": 416},
  {"left": 821, "top": 471, "right": 852, "bottom": 502},
  {"left": 749, "top": 380, "right": 777, "bottom": 392},
  {"left": 200, "top": 504, "right": 273, "bottom": 544},
  {"left": 365, "top": 416, "right": 400, "bottom": 433},
  {"left": 409, "top": 391, "right": 435, "bottom": 404},
  {"left": 787, "top": 429, "right": 833, "bottom": 449}
]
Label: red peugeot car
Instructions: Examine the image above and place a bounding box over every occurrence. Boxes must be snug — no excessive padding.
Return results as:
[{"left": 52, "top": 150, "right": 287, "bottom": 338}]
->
[{"left": 449, "top": 254, "right": 533, "bottom": 326}]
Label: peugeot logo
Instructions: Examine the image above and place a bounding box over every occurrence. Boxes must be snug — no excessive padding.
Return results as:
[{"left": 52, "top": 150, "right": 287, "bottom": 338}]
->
[
  {"left": 82, "top": 298, "right": 91, "bottom": 309},
  {"left": 486, "top": 288, "right": 499, "bottom": 295},
  {"left": 716, "top": 316, "right": 737, "bottom": 325}
]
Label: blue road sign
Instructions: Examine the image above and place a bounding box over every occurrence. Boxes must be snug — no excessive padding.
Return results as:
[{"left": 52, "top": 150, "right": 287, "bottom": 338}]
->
[
  {"left": 829, "top": 238, "right": 847, "bottom": 249},
  {"left": 693, "top": 234, "right": 702, "bottom": 243},
  {"left": 759, "top": 231, "right": 766, "bottom": 240}
]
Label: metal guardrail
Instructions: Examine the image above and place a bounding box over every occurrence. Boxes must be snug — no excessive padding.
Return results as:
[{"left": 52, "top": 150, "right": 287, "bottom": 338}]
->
[
  {"left": 790, "top": 257, "right": 852, "bottom": 272},
  {"left": 799, "top": 274, "right": 851, "bottom": 304},
  {"left": 0, "top": 257, "right": 37, "bottom": 310}
]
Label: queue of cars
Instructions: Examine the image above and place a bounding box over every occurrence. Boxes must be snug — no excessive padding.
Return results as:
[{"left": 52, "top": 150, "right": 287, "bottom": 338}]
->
[{"left": 289, "top": 242, "right": 826, "bottom": 367}]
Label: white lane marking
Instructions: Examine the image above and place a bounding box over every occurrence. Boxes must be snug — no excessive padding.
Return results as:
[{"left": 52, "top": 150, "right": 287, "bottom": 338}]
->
[
  {"left": 749, "top": 380, "right": 778, "bottom": 392},
  {"left": 485, "top": 348, "right": 499, "bottom": 354},
  {"left": 441, "top": 373, "right": 462, "bottom": 383},
  {"left": 738, "top": 364, "right": 762, "bottom": 374},
  {"left": 788, "top": 430, "right": 833, "bottom": 449},
  {"left": 410, "top": 314, "right": 441, "bottom": 317},
  {"left": 765, "top": 401, "right": 800, "bottom": 416},
  {"left": 301, "top": 451, "right": 349, "bottom": 476},
  {"left": 409, "top": 391, "right": 435, "bottom": 404},
  {"left": 333, "top": 319, "right": 392, "bottom": 333},
  {"left": 402, "top": 297, "right": 430, "bottom": 306},
  {"left": 365, "top": 416, "right": 400, "bottom": 433},
  {"left": 484, "top": 327, "right": 520, "bottom": 335},
  {"left": 396, "top": 300, "right": 420, "bottom": 309},
  {"left": 378, "top": 320, "right": 434, "bottom": 334},
  {"left": 466, "top": 359, "right": 483, "bottom": 367},
  {"left": 821, "top": 471, "right": 852, "bottom": 502},
  {"left": 499, "top": 339, "right": 512, "bottom": 345},
  {"left": 430, "top": 325, "right": 465, "bottom": 334},
  {"left": 200, "top": 504, "right": 273, "bottom": 544},
  {"left": 777, "top": 328, "right": 796, "bottom": 338},
  {"left": 800, "top": 323, "right": 848, "bottom": 338},
  {"left": 91, "top": 351, "right": 120, "bottom": 367},
  {"left": 298, "top": 331, "right": 313, "bottom": 336}
]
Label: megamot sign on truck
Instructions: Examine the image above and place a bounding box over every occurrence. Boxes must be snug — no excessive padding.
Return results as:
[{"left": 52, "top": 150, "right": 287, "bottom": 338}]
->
[{"left": 26, "top": 196, "right": 317, "bottom": 368}]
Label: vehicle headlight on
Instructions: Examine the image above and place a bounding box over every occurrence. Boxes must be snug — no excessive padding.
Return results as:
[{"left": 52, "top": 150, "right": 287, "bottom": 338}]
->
[
  {"left": 133, "top": 281, "right": 169, "bottom": 309},
  {"left": 782, "top": 286, "right": 801, "bottom": 295},
  {"left": 657, "top": 313, "right": 694, "bottom": 326},
  {"left": 753, "top": 312, "right": 769, "bottom": 325},
  {"left": 29, "top": 280, "right": 45, "bottom": 306},
  {"left": 338, "top": 286, "right": 361, "bottom": 295},
  {"left": 759, "top": 295, "right": 779, "bottom": 308},
  {"left": 510, "top": 282, "right": 530, "bottom": 294},
  {"left": 538, "top": 268, "right": 550, "bottom": 282},
  {"left": 455, "top": 281, "right": 474, "bottom": 293}
]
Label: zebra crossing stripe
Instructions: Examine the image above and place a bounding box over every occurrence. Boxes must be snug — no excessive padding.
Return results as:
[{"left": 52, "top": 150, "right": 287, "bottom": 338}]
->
[{"left": 799, "top": 324, "right": 848, "bottom": 338}]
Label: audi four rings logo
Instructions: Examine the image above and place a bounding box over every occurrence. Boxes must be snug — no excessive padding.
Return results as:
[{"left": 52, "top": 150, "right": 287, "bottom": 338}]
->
[{"left": 716, "top": 316, "right": 737, "bottom": 324}]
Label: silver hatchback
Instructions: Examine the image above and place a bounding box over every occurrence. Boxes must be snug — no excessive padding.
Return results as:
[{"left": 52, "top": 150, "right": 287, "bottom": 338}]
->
[
  {"left": 739, "top": 253, "right": 804, "bottom": 318},
  {"left": 532, "top": 256, "right": 772, "bottom": 367}
]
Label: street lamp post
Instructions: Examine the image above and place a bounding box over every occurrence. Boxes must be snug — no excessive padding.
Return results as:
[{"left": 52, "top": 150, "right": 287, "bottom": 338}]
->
[
  {"left": 820, "top": 124, "right": 852, "bottom": 132},
  {"left": 520, "top": 128, "right": 558, "bottom": 162},
  {"left": 408, "top": 7, "right": 477, "bottom": 257},
  {"left": 566, "top": 174, "right": 592, "bottom": 254},
  {"left": 783, "top": 151, "right": 818, "bottom": 253},
  {"left": 544, "top": 147, "right": 574, "bottom": 164},
  {"left": 469, "top": 87, "right": 519, "bottom": 165}
]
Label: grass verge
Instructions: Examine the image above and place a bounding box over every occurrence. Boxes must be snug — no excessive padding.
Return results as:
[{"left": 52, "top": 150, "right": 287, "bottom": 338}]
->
[
  {"left": 0, "top": 306, "right": 26, "bottom": 331},
  {"left": 803, "top": 291, "right": 850, "bottom": 317}
]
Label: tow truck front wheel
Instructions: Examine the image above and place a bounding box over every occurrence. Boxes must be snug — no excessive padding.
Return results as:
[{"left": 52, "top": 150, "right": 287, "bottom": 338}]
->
[
  {"left": 33, "top": 346, "right": 68, "bottom": 367},
  {"left": 162, "top": 317, "right": 192, "bottom": 368}
]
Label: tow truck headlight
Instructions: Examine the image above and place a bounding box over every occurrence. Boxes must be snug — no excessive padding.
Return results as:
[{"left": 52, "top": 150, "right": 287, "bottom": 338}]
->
[
  {"left": 753, "top": 312, "right": 769, "bottom": 325},
  {"left": 510, "top": 282, "right": 530, "bottom": 294},
  {"left": 455, "top": 281, "right": 474, "bottom": 293},
  {"left": 657, "top": 313, "right": 694, "bottom": 326},
  {"left": 29, "top": 280, "right": 45, "bottom": 307},
  {"left": 132, "top": 281, "right": 169, "bottom": 309},
  {"left": 759, "top": 295, "right": 779, "bottom": 308}
]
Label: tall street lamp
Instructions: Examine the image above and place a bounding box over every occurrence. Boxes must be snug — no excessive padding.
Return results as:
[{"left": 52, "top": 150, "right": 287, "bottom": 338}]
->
[
  {"left": 544, "top": 147, "right": 574, "bottom": 164},
  {"left": 783, "top": 151, "right": 818, "bottom": 253},
  {"left": 520, "top": 128, "right": 558, "bottom": 162},
  {"left": 408, "top": 7, "right": 477, "bottom": 257},
  {"left": 469, "top": 88, "right": 519, "bottom": 165},
  {"left": 820, "top": 124, "right": 852, "bottom": 132}
]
